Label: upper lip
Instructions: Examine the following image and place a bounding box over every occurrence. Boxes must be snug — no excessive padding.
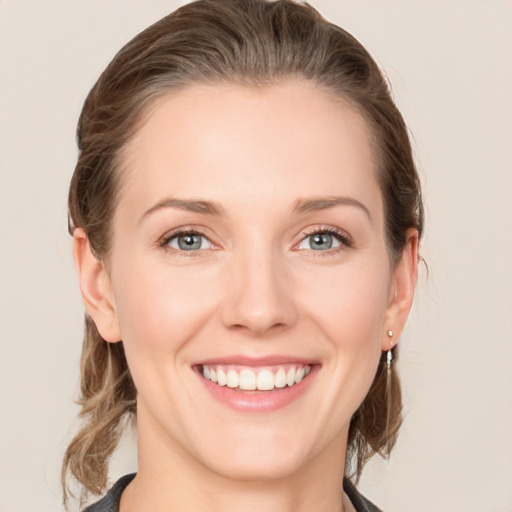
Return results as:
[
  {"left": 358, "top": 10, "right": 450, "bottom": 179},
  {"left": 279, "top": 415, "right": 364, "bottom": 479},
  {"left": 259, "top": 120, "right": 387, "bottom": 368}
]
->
[{"left": 193, "top": 355, "right": 319, "bottom": 367}]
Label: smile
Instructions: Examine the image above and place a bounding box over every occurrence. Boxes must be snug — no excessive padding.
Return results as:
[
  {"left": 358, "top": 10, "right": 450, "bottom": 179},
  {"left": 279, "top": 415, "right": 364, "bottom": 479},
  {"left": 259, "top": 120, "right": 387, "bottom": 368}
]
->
[
  {"left": 194, "top": 359, "right": 318, "bottom": 412},
  {"left": 201, "top": 364, "right": 312, "bottom": 391}
]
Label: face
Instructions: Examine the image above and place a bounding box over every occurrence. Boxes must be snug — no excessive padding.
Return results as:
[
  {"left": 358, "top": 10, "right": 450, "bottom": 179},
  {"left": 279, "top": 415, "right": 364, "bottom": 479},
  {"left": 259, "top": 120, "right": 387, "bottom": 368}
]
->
[{"left": 76, "top": 81, "right": 417, "bottom": 482}]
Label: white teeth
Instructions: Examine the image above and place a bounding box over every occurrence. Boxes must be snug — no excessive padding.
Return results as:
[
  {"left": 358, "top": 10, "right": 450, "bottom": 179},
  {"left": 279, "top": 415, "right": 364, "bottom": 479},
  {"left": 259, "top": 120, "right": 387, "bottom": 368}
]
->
[
  {"left": 226, "top": 370, "right": 239, "bottom": 388},
  {"left": 217, "top": 368, "right": 227, "bottom": 386},
  {"left": 274, "top": 368, "right": 287, "bottom": 388},
  {"left": 256, "top": 369, "right": 274, "bottom": 391},
  {"left": 202, "top": 364, "right": 312, "bottom": 391},
  {"left": 239, "top": 369, "right": 257, "bottom": 390},
  {"left": 294, "top": 367, "right": 305, "bottom": 384},
  {"left": 286, "top": 368, "right": 296, "bottom": 387}
]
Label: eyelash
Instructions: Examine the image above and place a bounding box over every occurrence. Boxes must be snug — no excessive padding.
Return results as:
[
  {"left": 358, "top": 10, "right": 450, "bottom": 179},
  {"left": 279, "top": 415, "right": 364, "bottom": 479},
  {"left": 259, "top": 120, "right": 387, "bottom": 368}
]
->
[
  {"left": 158, "top": 225, "right": 353, "bottom": 255},
  {"left": 298, "top": 226, "right": 353, "bottom": 256},
  {"left": 158, "top": 226, "right": 214, "bottom": 257}
]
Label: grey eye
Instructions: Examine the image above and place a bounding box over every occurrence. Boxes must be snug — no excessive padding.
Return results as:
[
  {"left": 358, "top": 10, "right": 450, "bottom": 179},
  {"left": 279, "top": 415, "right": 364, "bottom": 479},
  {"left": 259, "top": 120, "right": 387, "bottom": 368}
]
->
[
  {"left": 299, "top": 232, "right": 341, "bottom": 251},
  {"left": 167, "top": 233, "right": 212, "bottom": 251}
]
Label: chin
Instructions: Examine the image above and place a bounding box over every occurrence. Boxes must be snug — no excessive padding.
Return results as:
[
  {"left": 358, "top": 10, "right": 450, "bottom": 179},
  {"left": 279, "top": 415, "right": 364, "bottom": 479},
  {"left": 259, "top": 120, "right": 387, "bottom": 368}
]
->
[
  {"left": 202, "top": 451, "right": 307, "bottom": 482},
  {"left": 187, "top": 424, "right": 324, "bottom": 483}
]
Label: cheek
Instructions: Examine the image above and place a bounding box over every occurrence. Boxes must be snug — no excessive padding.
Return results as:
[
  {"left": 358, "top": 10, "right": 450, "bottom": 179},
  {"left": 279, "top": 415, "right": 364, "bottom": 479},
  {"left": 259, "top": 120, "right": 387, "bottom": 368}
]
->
[
  {"left": 110, "top": 256, "right": 219, "bottom": 367},
  {"left": 298, "top": 258, "right": 390, "bottom": 404},
  {"left": 300, "top": 259, "right": 391, "bottom": 343}
]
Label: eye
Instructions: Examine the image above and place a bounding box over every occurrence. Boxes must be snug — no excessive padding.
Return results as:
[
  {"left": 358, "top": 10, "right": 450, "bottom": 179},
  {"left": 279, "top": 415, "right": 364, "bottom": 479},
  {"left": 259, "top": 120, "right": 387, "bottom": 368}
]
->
[
  {"left": 297, "top": 228, "right": 351, "bottom": 252},
  {"left": 165, "top": 232, "right": 213, "bottom": 251}
]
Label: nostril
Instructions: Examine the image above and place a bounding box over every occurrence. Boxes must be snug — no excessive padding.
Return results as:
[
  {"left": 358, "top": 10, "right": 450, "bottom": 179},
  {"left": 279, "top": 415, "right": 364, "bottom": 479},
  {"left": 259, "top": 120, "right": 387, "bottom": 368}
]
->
[{"left": 228, "top": 320, "right": 289, "bottom": 337}]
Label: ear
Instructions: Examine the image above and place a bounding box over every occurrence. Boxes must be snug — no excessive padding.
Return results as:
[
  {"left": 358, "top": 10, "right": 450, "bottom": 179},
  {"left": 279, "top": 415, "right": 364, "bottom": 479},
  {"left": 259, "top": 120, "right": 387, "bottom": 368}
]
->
[
  {"left": 382, "top": 228, "right": 419, "bottom": 350},
  {"left": 72, "top": 228, "right": 121, "bottom": 343}
]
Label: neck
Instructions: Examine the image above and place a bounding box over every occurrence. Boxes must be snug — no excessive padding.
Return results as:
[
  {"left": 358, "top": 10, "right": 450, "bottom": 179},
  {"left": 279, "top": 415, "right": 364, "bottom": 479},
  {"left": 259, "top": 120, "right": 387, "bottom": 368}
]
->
[{"left": 120, "top": 411, "right": 349, "bottom": 512}]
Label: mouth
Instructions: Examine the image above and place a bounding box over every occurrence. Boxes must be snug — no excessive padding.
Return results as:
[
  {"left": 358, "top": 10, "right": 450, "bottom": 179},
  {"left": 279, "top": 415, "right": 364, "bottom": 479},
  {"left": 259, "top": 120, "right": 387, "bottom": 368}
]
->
[{"left": 192, "top": 358, "right": 319, "bottom": 412}]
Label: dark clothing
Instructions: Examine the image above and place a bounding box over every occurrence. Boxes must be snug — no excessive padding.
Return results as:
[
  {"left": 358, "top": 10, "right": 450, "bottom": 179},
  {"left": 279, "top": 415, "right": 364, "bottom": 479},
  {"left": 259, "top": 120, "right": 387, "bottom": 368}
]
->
[
  {"left": 344, "top": 478, "right": 383, "bottom": 512},
  {"left": 83, "top": 474, "right": 135, "bottom": 512},
  {"left": 84, "top": 473, "right": 383, "bottom": 512}
]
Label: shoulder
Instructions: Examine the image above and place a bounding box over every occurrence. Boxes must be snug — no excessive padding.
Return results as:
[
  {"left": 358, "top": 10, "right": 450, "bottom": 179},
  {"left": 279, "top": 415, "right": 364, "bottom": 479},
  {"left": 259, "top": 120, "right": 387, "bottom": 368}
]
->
[
  {"left": 343, "top": 478, "right": 384, "bottom": 512},
  {"left": 82, "top": 474, "right": 136, "bottom": 512}
]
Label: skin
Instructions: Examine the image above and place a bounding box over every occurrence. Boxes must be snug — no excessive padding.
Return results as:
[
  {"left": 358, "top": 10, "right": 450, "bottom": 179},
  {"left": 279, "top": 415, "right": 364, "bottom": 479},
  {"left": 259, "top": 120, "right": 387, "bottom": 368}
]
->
[{"left": 74, "top": 80, "right": 418, "bottom": 512}]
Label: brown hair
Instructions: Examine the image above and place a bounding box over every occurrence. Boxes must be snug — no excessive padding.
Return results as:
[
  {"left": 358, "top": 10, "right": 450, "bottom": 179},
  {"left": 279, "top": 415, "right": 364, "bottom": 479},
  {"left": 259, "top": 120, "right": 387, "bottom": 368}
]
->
[{"left": 64, "top": 0, "right": 423, "bottom": 505}]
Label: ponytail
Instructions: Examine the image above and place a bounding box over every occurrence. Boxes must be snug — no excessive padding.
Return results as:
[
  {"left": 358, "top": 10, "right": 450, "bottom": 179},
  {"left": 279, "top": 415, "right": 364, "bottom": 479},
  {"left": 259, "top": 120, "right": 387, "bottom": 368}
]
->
[{"left": 61, "top": 316, "right": 136, "bottom": 506}]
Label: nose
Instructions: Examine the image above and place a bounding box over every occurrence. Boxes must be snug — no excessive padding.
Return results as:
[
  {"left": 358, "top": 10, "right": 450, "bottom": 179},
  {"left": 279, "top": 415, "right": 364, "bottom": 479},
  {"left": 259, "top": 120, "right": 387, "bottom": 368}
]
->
[{"left": 220, "top": 248, "right": 298, "bottom": 336}]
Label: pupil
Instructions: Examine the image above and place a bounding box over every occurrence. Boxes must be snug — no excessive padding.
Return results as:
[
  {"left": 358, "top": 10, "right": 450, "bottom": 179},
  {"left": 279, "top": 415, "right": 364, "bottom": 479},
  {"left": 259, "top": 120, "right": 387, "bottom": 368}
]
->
[{"left": 312, "top": 233, "right": 332, "bottom": 250}]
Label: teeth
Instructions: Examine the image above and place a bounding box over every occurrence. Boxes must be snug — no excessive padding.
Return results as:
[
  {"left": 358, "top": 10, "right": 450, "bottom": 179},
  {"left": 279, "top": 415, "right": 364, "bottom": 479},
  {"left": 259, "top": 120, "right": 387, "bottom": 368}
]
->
[
  {"left": 217, "top": 369, "right": 227, "bottom": 387},
  {"left": 256, "top": 369, "right": 274, "bottom": 391},
  {"left": 226, "top": 370, "right": 239, "bottom": 388},
  {"left": 294, "top": 367, "right": 305, "bottom": 384},
  {"left": 274, "top": 368, "right": 287, "bottom": 388},
  {"left": 239, "top": 369, "right": 256, "bottom": 390},
  {"left": 286, "top": 368, "right": 295, "bottom": 387},
  {"left": 201, "top": 364, "right": 312, "bottom": 391}
]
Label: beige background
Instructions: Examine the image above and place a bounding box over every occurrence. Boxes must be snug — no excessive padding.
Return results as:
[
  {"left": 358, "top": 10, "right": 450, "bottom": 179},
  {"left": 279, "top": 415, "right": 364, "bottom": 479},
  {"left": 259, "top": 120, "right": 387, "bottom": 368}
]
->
[{"left": 1, "top": 1, "right": 511, "bottom": 511}]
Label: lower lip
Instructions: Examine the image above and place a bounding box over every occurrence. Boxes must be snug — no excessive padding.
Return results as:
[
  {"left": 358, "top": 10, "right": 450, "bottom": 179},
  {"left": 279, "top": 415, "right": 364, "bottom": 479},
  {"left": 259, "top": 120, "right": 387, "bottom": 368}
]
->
[{"left": 196, "top": 366, "right": 319, "bottom": 413}]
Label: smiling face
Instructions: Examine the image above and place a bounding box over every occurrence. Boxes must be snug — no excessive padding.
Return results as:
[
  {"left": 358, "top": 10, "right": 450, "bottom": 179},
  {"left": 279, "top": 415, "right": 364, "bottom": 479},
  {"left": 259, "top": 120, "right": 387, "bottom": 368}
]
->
[{"left": 75, "top": 80, "right": 417, "bottom": 484}]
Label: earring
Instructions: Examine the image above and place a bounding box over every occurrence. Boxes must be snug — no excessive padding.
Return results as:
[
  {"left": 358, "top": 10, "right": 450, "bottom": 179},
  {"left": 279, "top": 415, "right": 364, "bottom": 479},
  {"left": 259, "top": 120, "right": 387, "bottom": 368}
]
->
[
  {"left": 387, "top": 349, "right": 393, "bottom": 369},
  {"left": 385, "top": 330, "right": 394, "bottom": 451},
  {"left": 387, "top": 330, "right": 394, "bottom": 369}
]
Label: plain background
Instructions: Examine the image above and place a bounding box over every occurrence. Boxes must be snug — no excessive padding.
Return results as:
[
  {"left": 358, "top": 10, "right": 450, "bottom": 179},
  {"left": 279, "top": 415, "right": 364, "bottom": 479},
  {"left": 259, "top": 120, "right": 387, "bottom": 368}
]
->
[{"left": 0, "top": 1, "right": 511, "bottom": 511}]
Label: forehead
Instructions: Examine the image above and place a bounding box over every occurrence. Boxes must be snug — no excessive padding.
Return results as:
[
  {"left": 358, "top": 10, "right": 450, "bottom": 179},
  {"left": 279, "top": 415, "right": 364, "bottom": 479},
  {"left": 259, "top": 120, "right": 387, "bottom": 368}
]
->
[{"left": 117, "top": 80, "right": 383, "bottom": 223}]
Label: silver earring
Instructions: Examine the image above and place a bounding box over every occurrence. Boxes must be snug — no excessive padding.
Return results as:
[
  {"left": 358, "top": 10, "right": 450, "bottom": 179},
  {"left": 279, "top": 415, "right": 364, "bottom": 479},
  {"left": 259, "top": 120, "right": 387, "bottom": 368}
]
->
[{"left": 387, "top": 330, "right": 394, "bottom": 369}]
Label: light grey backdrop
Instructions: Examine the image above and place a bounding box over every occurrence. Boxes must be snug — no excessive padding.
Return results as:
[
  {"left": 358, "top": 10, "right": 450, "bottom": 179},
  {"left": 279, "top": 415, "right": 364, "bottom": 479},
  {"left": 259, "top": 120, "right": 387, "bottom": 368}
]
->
[{"left": 1, "top": 1, "right": 511, "bottom": 511}]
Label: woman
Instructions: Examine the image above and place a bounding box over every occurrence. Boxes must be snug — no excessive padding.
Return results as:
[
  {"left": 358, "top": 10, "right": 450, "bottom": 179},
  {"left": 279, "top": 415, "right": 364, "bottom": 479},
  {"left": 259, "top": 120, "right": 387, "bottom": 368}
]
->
[{"left": 63, "top": 0, "right": 423, "bottom": 511}]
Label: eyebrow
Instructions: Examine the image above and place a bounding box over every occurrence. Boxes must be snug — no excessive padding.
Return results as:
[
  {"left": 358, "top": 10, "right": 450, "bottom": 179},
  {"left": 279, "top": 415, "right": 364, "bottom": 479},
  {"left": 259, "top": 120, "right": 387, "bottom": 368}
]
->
[
  {"left": 140, "top": 197, "right": 225, "bottom": 222},
  {"left": 140, "top": 195, "right": 371, "bottom": 222},
  {"left": 293, "top": 196, "right": 371, "bottom": 220}
]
